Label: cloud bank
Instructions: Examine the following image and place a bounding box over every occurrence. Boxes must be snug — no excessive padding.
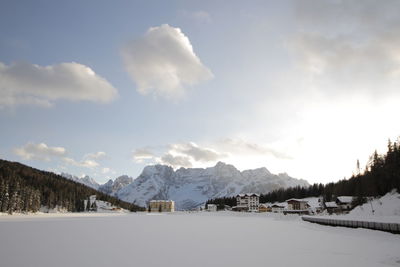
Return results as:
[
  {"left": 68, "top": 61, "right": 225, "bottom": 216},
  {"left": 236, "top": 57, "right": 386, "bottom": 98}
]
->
[
  {"left": 13, "top": 142, "right": 106, "bottom": 169},
  {"left": 132, "top": 139, "right": 290, "bottom": 169},
  {"left": 289, "top": 0, "right": 400, "bottom": 96},
  {"left": 133, "top": 142, "right": 225, "bottom": 168},
  {"left": 13, "top": 142, "right": 66, "bottom": 161},
  {"left": 122, "top": 24, "right": 213, "bottom": 99},
  {"left": 0, "top": 61, "right": 118, "bottom": 108}
]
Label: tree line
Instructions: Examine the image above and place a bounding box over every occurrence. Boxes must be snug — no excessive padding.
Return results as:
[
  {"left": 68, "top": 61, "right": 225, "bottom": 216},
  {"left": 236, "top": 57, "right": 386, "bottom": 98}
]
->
[
  {"left": 207, "top": 138, "right": 400, "bottom": 209},
  {"left": 0, "top": 159, "right": 145, "bottom": 214}
]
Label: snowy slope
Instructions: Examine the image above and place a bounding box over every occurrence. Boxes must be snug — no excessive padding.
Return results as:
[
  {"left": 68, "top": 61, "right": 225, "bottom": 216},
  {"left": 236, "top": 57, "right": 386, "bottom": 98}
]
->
[
  {"left": 349, "top": 191, "right": 400, "bottom": 217},
  {"left": 61, "top": 173, "right": 100, "bottom": 190},
  {"left": 116, "top": 162, "right": 309, "bottom": 210}
]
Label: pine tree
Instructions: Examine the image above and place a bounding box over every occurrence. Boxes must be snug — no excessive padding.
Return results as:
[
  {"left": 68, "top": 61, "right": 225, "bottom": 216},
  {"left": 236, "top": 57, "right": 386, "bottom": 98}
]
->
[
  {"left": 0, "top": 180, "right": 4, "bottom": 211},
  {"left": 2, "top": 192, "right": 9, "bottom": 213}
]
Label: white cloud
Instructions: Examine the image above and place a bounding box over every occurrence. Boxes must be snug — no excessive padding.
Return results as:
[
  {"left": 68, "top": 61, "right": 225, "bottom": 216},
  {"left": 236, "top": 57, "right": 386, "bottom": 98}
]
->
[
  {"left": 133, "top": 142, "right": 225, "bottom": 168},
  {"left": 0, "top": 61, "right": 118, "bottom": 108},
  {"left": 13, "top": 142, "right": 105, "bottom": 170},
  {"left": 169, "top": 142, "right": 223, "bottom": 162},
  {"left": 122, "top": 24, "right": 213, "bottom": 99},
  {"left": 132, "top": 148, "right": 155, "bottom": 163},
  {"left": 133, "top": 142, "right": 227, "bottom": 168},
  {"left": 159, "top": 153, "right": 193, "bottom": 168},
  {"left": 62, "top": 157, "right": 99, "bottom": 168},
  {"left": 13, "top": 142, "right": 66, "bottom": 161},
  {"left": 84, "top": 151, "right": 106, "bottom": 159}
]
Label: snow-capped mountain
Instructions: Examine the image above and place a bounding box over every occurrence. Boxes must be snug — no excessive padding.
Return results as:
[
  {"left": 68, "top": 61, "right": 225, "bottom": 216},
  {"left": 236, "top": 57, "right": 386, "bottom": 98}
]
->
[
  {"left": 61, "top": 173, "right": 100, "bottom": 190},
  {"left": 116, "top": 162, "right": 309, "bottom": 210},
  {"left": 98, "top": 175, "right": 133, "bottom": 196}
]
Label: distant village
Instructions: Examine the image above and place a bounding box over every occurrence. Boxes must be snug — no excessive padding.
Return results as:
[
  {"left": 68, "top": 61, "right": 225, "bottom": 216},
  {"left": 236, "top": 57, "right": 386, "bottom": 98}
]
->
[{"left": 147, "top": 193, "right": 355, "bottom": 215}]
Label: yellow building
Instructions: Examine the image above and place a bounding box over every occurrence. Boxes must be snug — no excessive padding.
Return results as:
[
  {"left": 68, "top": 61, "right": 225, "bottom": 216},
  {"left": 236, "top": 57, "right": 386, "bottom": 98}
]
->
[
  {"left": 258, "top": 204, "right": 271, "bottom": 212},
  {"left": 149, "top": 200, "right": 175, "bottom": 212}
]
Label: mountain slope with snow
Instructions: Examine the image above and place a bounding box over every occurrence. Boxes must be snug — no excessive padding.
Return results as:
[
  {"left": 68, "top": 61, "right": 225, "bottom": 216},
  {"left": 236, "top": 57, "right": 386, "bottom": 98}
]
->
[
  {"left": 116, "top": 162, "right": 309, "bottom": 210},
  {"left": 98, "top": 175, "right": 133, "bottom": 196},
  {"left": 61, "top": 173, "right": 100, "bottom": 190}
]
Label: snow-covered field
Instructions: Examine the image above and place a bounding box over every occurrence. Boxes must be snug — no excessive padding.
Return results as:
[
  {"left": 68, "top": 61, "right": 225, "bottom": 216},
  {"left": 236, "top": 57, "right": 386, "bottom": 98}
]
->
[{"left": 1, "top": 212, "right": 399, "bottom": 267}]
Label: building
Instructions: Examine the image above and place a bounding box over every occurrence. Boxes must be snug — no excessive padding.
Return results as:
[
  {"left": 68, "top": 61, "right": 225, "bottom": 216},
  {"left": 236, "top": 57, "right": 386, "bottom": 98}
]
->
[
  {"left": 304, "top": 197, "right": 324, "bottom": 214},
  {"left": 271, "top": 204, "right": 285, "bottom": 213},
  {"left": 284, "top": 199, "right": 310, "bottom": 215},
  {"left": 325, "top": 201, "right": 339, "bottom": 214},
  {"left": 236, "top": 193, "right": 260, "bottom": 212},
  {"left": 84, "top": 195, "right": 98, "bottom": 212},
  {"left": 287, "top": 199, "right": 309, "bottom": 210},
  {"left": 207, "top": 204, "right": 217, "bottom": 212},
  {"left": 336, "top": 196, "right": 354, "bottom": 211},
  {"left": 258, "top": 204, "right": 271, "bottom": 213},
  {"left": 149, "top": 200, "right": 175, "bottom": 212}
]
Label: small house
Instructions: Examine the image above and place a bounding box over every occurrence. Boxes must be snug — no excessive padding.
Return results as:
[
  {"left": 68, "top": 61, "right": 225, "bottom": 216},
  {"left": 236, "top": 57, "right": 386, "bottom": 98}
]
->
[
  {"left": 207, "top": 204, "right": 217, "bottom": 212},
  {"left": 271, "top": 204, "right": 285, "bottom": 213},
  {"left": 336, "top": 196, "right": 354, "bottom": 211},
  {"left": 284, "top": 199, "right": 310, "bottom": 215},
  {"left": 258, "top": 204, "right": 271, "bottom": 213},
  {"left": 324, "top": 201, "right": 339, "bottom": 214},
  {"left": 287, "top": 199, "right": 309, "bottom": 210}
]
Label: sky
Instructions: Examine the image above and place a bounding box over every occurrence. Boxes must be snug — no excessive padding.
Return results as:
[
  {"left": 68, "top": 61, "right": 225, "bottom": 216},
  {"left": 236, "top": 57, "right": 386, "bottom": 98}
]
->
[{"left": 1, "top": 0, "right": 400, "bottom": 184}]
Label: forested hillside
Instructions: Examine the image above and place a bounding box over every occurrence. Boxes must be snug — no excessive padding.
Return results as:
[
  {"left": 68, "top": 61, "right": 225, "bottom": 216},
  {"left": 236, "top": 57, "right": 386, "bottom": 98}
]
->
[
  {"left": 207, "top": 138, "right": 400, "bottom": 208},
  {"left": 0, "top": 159, "right": 144, "bottom": 214}
]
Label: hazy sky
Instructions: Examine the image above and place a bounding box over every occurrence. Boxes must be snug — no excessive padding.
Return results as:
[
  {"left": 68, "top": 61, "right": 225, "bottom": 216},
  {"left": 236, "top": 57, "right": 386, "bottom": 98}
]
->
[{"left": 1, "top": 0, "right": 400, "bottom": 184}]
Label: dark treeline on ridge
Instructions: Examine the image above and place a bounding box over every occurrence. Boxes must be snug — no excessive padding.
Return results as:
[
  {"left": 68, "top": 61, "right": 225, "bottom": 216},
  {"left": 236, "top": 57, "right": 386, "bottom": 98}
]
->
[
  {"left": 0, "top": 159, "right": 145, "bottom": 214},
  {"left": 207, "top": 138, "right": 400, "bottom": 209}
]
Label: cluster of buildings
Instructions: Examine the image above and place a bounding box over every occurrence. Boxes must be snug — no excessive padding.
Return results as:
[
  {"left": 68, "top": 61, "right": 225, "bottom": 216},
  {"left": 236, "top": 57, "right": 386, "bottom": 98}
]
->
[
  {"left": 147, "top": 195, "right": 354, "bottom": 214},
  {"left": 228, "top": 193, "right": 354, "bottom": 215}
]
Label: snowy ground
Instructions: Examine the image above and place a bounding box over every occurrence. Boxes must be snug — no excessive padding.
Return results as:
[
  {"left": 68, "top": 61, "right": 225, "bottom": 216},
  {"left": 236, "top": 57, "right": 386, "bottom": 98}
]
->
[{"left": 1, "top": 212, "right": 399, "bottom": 267}]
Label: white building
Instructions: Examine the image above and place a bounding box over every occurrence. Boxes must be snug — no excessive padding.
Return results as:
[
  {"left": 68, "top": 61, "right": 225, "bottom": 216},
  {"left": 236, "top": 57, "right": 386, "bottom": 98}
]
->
[
  {"left": 236, "top": 193, "right": 260, "bottom": 212},
  {"left": 271, "top": 204, "right": 285, "bottom": 213},
  {"left": 207, "top": 204, "right": 217, "bottom": 212},
  {"left": 287, "top": 199, "right": 309, "bottom": 211}
]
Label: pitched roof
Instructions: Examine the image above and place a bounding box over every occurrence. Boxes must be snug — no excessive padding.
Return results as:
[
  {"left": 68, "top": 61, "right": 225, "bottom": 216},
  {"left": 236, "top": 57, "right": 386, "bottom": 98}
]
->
[
  {"left": 336, "top": 196, "right": 354, "bottom": 204},
  {"left": 325, "top": 201, "right": 338, "bottom": 208},
  {"left": 237, "top": 193, "right": 260, "bottom": 197},
  {"left": 286, "top": 198, "right": 308, "bottom": 203}
]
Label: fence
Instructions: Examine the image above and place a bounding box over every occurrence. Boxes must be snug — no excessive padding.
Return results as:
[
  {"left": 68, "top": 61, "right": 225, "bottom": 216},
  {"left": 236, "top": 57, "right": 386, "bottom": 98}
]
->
[{"left": 301, "top": 216, "right": 400, "bottom": 234}]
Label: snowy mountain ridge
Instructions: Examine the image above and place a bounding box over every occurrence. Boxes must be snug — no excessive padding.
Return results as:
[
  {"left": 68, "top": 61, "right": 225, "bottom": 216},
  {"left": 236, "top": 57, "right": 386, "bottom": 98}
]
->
[
  {"left": 98, "top": 175, "right": 133, "bottom": 196},
  {"left": 116, "top": 162, "right": 309, "bottom": 210},
  {"left": 61, "top": 172, "right": 100, "bottom": 190}
]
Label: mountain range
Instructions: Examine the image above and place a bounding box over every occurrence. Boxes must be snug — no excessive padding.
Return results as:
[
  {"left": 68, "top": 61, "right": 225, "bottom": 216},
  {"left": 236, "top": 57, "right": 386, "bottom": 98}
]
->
[{"left": 64, "top": 162, "right": 309, "bottom": 210}]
